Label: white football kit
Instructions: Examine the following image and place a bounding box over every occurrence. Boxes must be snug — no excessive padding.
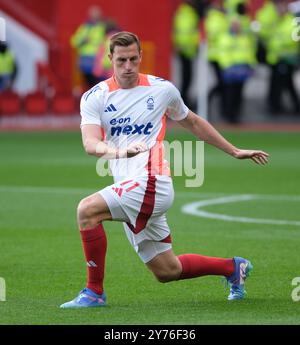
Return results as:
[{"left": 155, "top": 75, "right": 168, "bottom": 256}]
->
[{"left": 81, "top": 74, "right": 189, "bottom": 262}]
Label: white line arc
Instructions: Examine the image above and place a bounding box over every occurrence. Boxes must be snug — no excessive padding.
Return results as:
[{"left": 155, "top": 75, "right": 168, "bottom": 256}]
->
[{"left": 182, "top": 195, "right": 300, "bottom": 226}]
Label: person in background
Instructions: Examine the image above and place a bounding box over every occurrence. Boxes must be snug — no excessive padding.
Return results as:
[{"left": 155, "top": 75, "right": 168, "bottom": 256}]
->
[
  {"left": 254, "top": 0, "right": 279, "bottom": 96},
  {"left": 217, "top": 18, "right": 256, "bottom": 123},
  {"left": 173, "top": 0, "right": 200, "bottom": 111},
  {"left": 205, "top": 0, "right": 228, "bottom": 114},
  {"left": 0, "top": 41, "right": 17, "bottom": 92},
  {"left": 71, "top": 6, "right": 107, "bottom": 88},
  {"left": 264, "top": 0, "right": 300, "bottom": 115},
  {"left": 225, "top": 0, "right": 247, "bottom": 17},
  {"left": 93, "top": 19, "right": 121, "bottom": 83},
  {"left": 231, "top": 1, "right": 257, "bottom": 72}
]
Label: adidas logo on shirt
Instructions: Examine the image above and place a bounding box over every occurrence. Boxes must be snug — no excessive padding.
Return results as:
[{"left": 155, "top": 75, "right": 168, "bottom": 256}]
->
[{"left": 104, "top": 104, "right": 117, "bottom": 112}]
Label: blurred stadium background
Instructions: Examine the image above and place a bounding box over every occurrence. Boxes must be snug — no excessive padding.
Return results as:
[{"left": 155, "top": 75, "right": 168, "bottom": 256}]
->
[
  {"left": 1, "top": 0, "right": 300, "bottom": 325},
  {"left": 0, "top": 0, "right": 299, "bottom": 128}
]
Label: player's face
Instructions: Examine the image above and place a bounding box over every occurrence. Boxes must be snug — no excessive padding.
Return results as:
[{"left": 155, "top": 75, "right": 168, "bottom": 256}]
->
[{"left": 109, "top": 43, "right": 142, "bottom": 88}]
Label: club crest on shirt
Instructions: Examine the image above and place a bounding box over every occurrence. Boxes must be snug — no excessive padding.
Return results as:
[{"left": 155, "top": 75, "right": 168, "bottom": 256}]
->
[{"left": 146, "top": 96, "right": 154, "bottom": 110}]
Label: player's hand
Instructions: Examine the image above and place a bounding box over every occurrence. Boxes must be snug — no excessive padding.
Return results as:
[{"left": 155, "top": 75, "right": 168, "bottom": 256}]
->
[
  {"left": 233, "top": 149, "right": 269, "bottom": 165},
  {"left": 127, "top": 143, "right": 148, "bottom": 157},
  {"left": 118, "top": 143, "right": 148, "bottom": 158}
]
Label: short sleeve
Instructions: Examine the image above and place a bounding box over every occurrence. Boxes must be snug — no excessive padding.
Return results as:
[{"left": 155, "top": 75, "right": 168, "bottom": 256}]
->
[
  {"left": 80, "top": 87, "right": 104, "bottom": 127},
  {"left": 166, "top": 82, "right": 189, "bottom": 121}
]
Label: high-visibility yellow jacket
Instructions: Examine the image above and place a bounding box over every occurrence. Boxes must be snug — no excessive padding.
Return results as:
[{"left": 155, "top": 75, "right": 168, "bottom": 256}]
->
[
  {"left": 0, "top": 50, "right": 15, "bottom": 76},
  {"left": 266, "top": 13, "right": 300, "bottom": 65},
  {"left": 231, "top": 14, "right": 257, "bottom": 56},
  {"left": 173, "top": 3, "right": 200, "bottom": 59},
  {"left": 255, "top": 0, "right": 279, "bottom": 43},
  {"left": 70, "top": 21, "right": 106, "bottom": 57},
  {"left": 217, "top": 31, "right": 256, "bottom": 69},
  {"left": 225, "top": 0, "right": 246, "bottom": 16},
  {"left": 236, "top": 14, "right": 251, "bottom": 35},
  {"left": 225, "top": 0, "right": 253, "bottom": 37},
  {"left": 206, "top": 8, "right": 228, "bottom": 62}
]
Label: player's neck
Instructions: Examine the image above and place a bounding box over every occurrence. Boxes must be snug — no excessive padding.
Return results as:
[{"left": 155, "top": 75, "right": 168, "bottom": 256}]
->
[{"left": 114, "top": 74, "right": 139, "bottom": 89}]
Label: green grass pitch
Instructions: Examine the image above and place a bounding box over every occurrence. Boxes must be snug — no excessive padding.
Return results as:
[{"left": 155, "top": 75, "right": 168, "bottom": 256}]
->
[{"left": 0, "top": 129, "right": 299, "bottom": 325}]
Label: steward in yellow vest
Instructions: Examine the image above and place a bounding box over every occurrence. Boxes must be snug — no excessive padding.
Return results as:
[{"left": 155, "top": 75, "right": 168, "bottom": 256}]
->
[
  {"left": 263, "top": 1, "right": 300, "bottom": 114},
  {"left": 206, "top": 4, "right": 228, "bottom": 63},
  {"left": 254, "top": 0, "right": 279, "bottom": 63},
  {"left": 173, "top": 1, "right": 200, "bottom": 59},
  {"left": 172, "top": 0, "right": 200, "bottom": 110},
  {"left": 217, "top": 20, "right": 256, "bottom": 123},
  {"left": 266, "top": 12, "right": 299, "bottom": 66},
  {"left": 0, "top": 41, "right": 17, "bottom": 92},
  {"left": 71, "top": 6, "right": 106, "bottom": 87},
  {"left": 218, "top": 21, "right": 256, "bottom": 76},
  {"left": 255, "top": 0, "right": 279, "bottom": 44},
  {"left": 225, "top": 0, "right": 247, "bottom": 17},
  {"left": 205, "top": 2, "right": 229, "bottom": 112}
]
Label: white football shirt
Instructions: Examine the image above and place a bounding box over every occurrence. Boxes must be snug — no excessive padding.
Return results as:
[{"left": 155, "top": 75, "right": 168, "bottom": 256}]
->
[{"left": 80, "top": 74, "right": 189, "bottom": 182}]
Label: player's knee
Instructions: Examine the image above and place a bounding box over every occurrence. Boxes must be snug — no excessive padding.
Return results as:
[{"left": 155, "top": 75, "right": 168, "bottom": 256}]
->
[
  {"left": 155, "top": 272, "right": 173, "bottom": 283},
  {"left": 77, "top": 198, "right": 91, "bottom": 219},
  {"left": 77, "top": 197, "right": 103, "bottom": 227},
  {"left": 155, "top": 272, "right": 176, "bottom": 283}
]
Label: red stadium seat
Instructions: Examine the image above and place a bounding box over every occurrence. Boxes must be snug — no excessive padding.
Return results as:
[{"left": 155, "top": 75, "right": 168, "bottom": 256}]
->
[
  {"left": 51, "top": 93, "right": 76, "bottom": 116},
  {"left": 0, "top": 91, "right": 22, "bottom": 116},
  {"left": 24, "top": 91, "right": 49, "bottom": 116}
]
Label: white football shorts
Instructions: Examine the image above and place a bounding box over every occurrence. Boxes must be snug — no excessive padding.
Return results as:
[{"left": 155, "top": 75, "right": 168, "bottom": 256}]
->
[{"left": 99, "top": 175, "right": 174, "bottom": 263}]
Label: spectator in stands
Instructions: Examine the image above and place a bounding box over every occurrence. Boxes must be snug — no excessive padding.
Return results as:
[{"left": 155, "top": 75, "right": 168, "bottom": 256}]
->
[
  {"left": 255, "top": 0, "right": 279, "bottom": 48},
  {"left": 0, "top": 41, "right": 17, "bottom": 92},
  {"left": 71, "top": 6, "right": 107, "bottom": 88},
  {"left": 206, "top": 0, "right": 228, "bottom": 114},
  {"left": 173, "top": 0, "right": 200, "bottom": 111},
  {"left": 217, "top": 18, "right": 256, "bottom": 123},
  {"left": 264, "top": 0, "right": 300, "bottom": 115},
  {"left": 225, "top": 0, "right": 247, "bottom": 17}
]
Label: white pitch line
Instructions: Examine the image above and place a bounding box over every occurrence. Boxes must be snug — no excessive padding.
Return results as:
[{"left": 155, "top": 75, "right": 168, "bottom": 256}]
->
[
  {"left": 182, "top": 195, "right": 300, "bottom": 226},
  {"left": 0, "top": 185, "right": 94, "bottom": 195},
  {"left": 0, "top": 185, "right": 225, "bottom": 199},
  {"left": 1, "top": 185, "right": 300, "bottom": 201},
  {"left": 1, "top": 185, "right": 300, "bottom": 225}
]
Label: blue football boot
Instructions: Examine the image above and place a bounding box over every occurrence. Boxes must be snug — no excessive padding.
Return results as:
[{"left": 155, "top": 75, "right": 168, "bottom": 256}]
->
[
  {"left": 60, "top": 288, "right": 106, "bottom": 308},
  {"left": 226, "top": 256, "right": 253, "bottom": 300}
]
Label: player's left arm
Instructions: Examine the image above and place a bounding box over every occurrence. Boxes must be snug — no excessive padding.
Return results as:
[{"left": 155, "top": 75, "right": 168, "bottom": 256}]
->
[{"left": 178, "top": 111, "right": 269, "bottom": 165}]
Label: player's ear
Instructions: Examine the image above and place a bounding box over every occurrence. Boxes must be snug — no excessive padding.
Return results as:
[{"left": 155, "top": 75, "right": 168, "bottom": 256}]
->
[{"left": 139, "top": 50, "right": 143, "bottom": 62}]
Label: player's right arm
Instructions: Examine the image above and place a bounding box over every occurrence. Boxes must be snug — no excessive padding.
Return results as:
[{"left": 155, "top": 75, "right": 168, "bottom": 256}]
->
[
  {"left": 80, "top": 89, "right": 147, "bottom": 159},
  {"left": 81, "top": 124, "right": 147, "bottom": 159}
]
